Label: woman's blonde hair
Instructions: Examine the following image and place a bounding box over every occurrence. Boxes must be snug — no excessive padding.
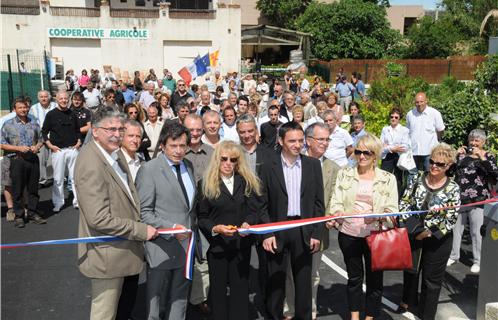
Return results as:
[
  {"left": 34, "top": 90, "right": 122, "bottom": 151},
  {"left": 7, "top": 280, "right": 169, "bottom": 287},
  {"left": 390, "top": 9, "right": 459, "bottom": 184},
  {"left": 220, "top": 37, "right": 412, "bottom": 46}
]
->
[
  {"left": 202, "top": 141, "right": 261, "bottom": 199},
  {"left": 292, "top": 105, "right": 304, "bottom": 121},
  {"left": 430, "top": 143, "right": 457, "bottom": 165},
  {"left": 355, "top": 133, "right": 382, "bottom": 162}
]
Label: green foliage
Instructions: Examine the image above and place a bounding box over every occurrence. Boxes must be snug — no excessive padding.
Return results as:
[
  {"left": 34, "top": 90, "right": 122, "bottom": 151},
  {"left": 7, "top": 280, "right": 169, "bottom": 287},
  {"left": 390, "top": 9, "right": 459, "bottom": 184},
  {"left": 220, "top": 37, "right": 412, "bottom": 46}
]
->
[
  {"left": 295, "top": 0, "right": 402, "bottom": 60},
  {"left": 474, "top": 55, "right": 498, "bottom": 94},
  {"left": 256, "top": 0, "right": 312, "bottom": 29},
  {"left": 361, "top": 101, "right": 393, "bottom": 137},
  {"left": 404, "top": 16, "right": 459, "bottom": 58},
  {"left": 368, "top": 76, "right": 429, "bottom": 115},
  {"left": 385, "top": 62, "right": 406, "bottom": 77}
]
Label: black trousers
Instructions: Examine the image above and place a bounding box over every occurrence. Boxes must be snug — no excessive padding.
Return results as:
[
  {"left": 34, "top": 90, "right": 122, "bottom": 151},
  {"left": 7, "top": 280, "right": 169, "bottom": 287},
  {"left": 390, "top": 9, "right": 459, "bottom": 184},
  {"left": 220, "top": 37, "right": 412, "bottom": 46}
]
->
[
  {"left": 381, "top": 153, "right": 404, "bottom": 197},
  {"left": 207, "top": 246, "right": 251, "bottom": 320},
  {"left": 10, "top": 157, "right": 40, "bottom": 219},
  {"left": 266, "top": 227, "right": 312, "bottom": 320},
  {"left": 413, "top": 155, "right": 429, "bottom": 172},
  {"left": 115, "top": 274, "right": 139, "bottom": 320},
  {"left": 402, "top": 233, "right": 453, "bottom": 320},
  {"left": 338, "top": 232, "right": 383, "bottom": 317}
]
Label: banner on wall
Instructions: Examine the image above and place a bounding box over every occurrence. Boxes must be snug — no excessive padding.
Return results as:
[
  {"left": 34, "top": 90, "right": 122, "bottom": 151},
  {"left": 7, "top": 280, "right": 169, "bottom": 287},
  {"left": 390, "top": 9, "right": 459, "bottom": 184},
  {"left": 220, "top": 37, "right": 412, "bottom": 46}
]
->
[{"left": 47, "top": 28, "right": 149, "bottom": 40}]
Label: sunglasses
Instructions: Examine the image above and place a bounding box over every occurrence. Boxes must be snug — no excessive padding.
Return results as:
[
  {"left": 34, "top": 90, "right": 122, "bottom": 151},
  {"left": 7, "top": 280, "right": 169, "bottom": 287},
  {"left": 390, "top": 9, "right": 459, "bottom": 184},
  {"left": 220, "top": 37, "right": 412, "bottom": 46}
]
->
[
  {"left": 354, "top": 149, "right": 374, "bottom": 156},
  {"left": 429, "top": 159, "right": 447, "bottom": 167},
  {"left": 128, "top": 111, "right": 138, "bottom": 115},
  {"left": 221, "top": 156, "right": 238, "bottom": 163},
  {"left": 390, "top": 115, "right": 399, "bottom": 119}
]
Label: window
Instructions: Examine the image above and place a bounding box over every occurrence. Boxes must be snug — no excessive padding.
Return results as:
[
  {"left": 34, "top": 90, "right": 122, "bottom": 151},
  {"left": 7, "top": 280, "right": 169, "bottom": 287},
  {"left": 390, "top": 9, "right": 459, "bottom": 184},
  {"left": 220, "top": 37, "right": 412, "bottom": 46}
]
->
[
  {"left": 169, "top": 0, "right": 209, "bottom": 10},
  {"left": 135, "top": 0, "right": 145, "bottom": 6}
]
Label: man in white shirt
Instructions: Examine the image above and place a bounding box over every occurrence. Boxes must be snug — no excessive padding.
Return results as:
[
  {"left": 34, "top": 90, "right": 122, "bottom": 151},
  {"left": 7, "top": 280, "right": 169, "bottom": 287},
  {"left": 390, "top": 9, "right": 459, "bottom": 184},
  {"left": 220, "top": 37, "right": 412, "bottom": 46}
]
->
[
  {"left": 83, "top": 82, "right": 102, "bottom": 111},
  {"left": 143, "top": 104, "right": 164, "bottom": 159},
  {"left": 201, "top": 110, "right": 222, "bottom": 148},
  {"left": 299, "top": 74, "right": 310, "bottom": 93},
  {"left": 30, "top": 90, "right": 57, "bottom": 186},
  {"left": 138, "top": 82, "right": 156, "bottom": 109},
  {"left": 406, "top": 92, "right": 445, "bottom": 171},
  {"left": 242, "top": 73, "right": 257, "bottom": 96},
  {"left": 221, "top": 106, "right": 239, "bottom": 143},
  {"left": 322, "top": 110, "right": 353, "bottom": 167},
  {"left": 120, "top": 120, "right": 143, "bottom": 182}
]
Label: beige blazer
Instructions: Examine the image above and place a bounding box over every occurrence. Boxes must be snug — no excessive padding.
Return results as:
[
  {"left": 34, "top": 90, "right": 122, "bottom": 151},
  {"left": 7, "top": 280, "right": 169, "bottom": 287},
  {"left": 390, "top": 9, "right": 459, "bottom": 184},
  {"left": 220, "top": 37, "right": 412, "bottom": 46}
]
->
[
  {"left": 328, "top": 167, "right": 399, "bottom": 229},
  {"left": 75, "top": 140, "right": 148, "bottom": 279},
  {"left": 321, "top": 158, "right": 341, "bottom": 250}
]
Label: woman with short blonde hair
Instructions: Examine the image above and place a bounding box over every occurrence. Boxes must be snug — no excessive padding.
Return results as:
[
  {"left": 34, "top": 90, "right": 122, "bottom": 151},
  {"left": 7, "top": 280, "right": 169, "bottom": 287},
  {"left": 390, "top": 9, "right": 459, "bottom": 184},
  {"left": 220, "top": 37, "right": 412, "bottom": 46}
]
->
[
  {"left": 197, "top": 140, "right": 262, "bottom": 320},
  {"left": 327, "top": 133, "right": 398, "bottom": 320}
]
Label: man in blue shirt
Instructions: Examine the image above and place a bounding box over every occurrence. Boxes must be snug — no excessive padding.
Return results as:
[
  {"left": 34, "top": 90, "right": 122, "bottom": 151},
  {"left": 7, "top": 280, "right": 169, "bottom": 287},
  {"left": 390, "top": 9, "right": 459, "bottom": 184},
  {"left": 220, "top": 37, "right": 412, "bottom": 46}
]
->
[
  {"left": 121, "top": 83, "right": 136, "bottom": 105},
  {"left": 335, "top": 75, "right": 355, "bottom": 112},
  {"left": 0, "top": 97, "right": 46, "bottom": 228},
  {"left": 351, "top": 72, "right": 365, "bottom": 101}
]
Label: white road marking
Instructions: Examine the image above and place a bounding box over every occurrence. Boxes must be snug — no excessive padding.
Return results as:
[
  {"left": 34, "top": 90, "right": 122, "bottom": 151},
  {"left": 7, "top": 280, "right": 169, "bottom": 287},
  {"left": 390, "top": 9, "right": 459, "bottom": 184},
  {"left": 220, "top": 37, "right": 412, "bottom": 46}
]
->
[{"left": 321, "top": 254, "right": 400, "bottom": 311}]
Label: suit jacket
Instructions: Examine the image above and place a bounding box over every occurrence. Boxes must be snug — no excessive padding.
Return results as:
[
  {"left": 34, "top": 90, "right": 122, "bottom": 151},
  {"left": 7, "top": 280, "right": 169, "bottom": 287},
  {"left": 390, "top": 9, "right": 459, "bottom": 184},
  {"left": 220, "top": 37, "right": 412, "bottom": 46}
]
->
[
  {"left": 136, "top": 153, "right": 196, "bottom": 270},
  {"left": 75, "top": 140, "right": 148, "bottom": 279},
  {"left": 321, "top": 158, "right": 340, "bottom": 250},
  {"left": 197, "top": 175, "right": 261, "bottom": 253},
  {"left": 259, "top": 152, "right": 325, "bottom": 250}
]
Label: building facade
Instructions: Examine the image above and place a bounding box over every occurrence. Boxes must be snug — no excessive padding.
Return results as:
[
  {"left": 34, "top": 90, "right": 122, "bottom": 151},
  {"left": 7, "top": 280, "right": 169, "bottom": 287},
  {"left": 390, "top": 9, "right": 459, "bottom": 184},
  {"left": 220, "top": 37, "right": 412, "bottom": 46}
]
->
[{"left": 1, "top": 0, "right": 241, "bottom": 80}]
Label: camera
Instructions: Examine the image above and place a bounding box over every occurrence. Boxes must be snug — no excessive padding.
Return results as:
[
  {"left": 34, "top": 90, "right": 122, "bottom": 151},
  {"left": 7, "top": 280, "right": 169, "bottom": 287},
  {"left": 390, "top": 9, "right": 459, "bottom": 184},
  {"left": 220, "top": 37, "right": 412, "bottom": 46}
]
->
[{"left": 467, "top": 147, "right": 474, "bottom": 155}]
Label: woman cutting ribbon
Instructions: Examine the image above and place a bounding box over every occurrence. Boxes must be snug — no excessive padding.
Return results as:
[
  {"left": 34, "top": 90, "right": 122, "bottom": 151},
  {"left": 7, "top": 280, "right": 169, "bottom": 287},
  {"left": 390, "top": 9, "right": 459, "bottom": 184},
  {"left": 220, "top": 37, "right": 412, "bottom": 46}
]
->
[{"left": 196, "top": 140, "right": 262, "bottom": 320}]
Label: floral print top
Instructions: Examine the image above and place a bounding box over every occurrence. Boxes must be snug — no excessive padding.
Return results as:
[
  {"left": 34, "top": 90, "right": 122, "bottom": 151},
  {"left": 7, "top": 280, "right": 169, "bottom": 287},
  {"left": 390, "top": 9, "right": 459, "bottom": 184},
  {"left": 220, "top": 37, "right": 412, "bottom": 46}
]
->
[
  {"left": 454, "top": 153, "right": 498, "bottom": 205},
  {"left": 400, "top": 172, "right": 460, "bottom": 239}
]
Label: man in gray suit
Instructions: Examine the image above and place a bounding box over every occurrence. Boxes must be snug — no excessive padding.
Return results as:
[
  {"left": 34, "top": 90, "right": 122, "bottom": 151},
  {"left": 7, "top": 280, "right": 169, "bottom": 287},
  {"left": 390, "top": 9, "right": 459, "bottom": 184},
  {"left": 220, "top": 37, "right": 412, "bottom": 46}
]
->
[{"left": 136, "top": 122, "right": 196, "bottom": 320}]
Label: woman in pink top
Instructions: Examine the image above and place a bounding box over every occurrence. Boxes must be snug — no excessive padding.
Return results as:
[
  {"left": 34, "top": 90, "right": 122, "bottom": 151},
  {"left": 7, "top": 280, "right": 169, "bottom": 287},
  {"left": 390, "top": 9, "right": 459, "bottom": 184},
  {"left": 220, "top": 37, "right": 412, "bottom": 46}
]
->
[
  {"left": 327, "top": 133, "right": 398, "bottom": 320},
  {"left": 78, "top": 69, "right": 90, "bottom": 92}
]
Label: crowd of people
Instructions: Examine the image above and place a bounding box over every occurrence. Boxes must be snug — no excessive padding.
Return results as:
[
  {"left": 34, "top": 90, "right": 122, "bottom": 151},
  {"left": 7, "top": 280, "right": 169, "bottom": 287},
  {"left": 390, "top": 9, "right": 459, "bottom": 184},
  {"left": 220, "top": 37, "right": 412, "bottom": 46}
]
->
[{"left": 1, "top": 67, "right": 497, "bottom": 320}]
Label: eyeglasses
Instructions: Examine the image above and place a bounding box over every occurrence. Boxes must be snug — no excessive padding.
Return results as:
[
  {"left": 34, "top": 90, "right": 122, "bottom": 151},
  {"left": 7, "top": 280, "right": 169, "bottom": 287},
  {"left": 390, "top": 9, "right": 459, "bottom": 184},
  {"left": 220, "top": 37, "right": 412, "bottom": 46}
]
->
[
  {"left": 354, "top": 149, "right": 374, "bottom": 156},
  {"left": 390, "top": 115, "right": 399, "bottom": 119},
  {"left": 128, "top": 111, "right": 138, "bottom": 115},
  {"left": 221, "top": 156, "right": 238, "bottom": 163},
  {"left": 429, "top": 159, "right": 447, "bottom": 167},
  {"left": 99, "top": 127, "right": 125, "bottom": 134},
  {"left": 310, "top": 137, "right": 331, "bottom": 143}
]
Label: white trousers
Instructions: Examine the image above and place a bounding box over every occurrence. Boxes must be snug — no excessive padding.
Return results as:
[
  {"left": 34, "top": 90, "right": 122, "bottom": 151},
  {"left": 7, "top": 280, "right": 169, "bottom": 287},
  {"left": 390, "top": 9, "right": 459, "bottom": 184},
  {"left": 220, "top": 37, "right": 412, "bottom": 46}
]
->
[{"left": 51, "top": 148, "right": 78, "bottom": 207}]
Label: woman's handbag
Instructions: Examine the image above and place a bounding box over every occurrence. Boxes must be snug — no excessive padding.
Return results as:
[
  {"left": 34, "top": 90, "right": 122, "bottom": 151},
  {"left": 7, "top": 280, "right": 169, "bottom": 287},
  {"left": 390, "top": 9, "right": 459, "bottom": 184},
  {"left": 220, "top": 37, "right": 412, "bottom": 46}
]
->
[
  {"left": 366, "top": 224, "right": 413, "bottom": 272},
  {"left": 397, "top": 150, "right": 416, "bottom": 171}
]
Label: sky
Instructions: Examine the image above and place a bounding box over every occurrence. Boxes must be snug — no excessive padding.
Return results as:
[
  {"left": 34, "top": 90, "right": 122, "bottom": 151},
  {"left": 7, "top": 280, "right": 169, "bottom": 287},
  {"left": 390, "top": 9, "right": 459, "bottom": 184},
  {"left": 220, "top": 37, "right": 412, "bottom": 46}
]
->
[{"left": 389, "top": 0, "right": 440, "bottom": 10}]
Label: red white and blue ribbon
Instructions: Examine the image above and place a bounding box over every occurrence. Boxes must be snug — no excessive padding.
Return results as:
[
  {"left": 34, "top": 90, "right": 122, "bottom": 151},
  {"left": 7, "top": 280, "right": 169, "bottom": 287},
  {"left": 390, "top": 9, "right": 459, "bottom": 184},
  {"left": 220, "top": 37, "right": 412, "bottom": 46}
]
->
[{"left": 1, "top": 197, "right": 496, "bottom": 280}]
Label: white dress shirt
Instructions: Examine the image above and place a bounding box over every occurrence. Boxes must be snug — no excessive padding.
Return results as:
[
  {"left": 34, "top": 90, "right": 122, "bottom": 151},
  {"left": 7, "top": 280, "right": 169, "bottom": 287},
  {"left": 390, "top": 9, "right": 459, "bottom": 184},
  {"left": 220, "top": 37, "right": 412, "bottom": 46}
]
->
[
  {"left": 221, "top": 174, "right": 234, "bottom": 195},
  {"left": 95, "top": 142, "right": 132, "bottom": 198},
  {"left": 29, "top": 102, "right": 57, "bottom": 128},
  {"left": 121, "top": 148, "right": 141, "bottom": 182},
  {"left": 406, "top": 106, "right": 445, "bottom": 156},
  {"left": 324, "top": 126, "right": 353, "bottom": 167},
  {"left": 144, "top": 119, "right": 164, "bottom": 158}
]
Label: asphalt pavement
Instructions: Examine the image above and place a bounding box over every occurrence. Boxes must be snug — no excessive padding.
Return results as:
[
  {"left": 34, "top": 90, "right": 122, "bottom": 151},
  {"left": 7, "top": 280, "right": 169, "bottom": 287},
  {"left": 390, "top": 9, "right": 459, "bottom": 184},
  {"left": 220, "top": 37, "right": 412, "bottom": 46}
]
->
[{"left": 1, "top": 185, "right": 479, "bottom": 320}]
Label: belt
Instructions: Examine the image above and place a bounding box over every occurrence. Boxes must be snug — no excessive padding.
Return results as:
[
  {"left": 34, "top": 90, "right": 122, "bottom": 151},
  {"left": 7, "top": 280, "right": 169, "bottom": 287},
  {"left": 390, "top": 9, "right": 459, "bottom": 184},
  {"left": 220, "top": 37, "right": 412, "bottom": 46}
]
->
[{"left": 286, "top": 215, "right": 301, "bottom": 220}]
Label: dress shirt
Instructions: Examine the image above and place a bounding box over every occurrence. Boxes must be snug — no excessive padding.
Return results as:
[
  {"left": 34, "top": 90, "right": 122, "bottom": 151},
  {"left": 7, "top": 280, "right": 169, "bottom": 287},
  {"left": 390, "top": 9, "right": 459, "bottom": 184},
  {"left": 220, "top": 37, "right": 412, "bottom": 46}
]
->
[
  {"left": 335, "top": 82, "right": 354, "bottom": 98},
  {"left": 121, "top": 148, "right": 141, "bottom": 182},
  {"left": 324, "top": 126, "right": 353, "bottom": 167},
  {"left": 221, "top": 174, "right": 234, "bottom": 195},
  {"left": 138, "top": 91, "right": 156, "bottom": 109},
  {"left": 95, "top": 142, "right": 132, "bottom": 199},
  {"left": 164, "top": 155, "right": 195, "bottom": 208},
  {"left": 351, "top": 128, "right": 367, "bottom": 147},
  {"left": 380, "top": 124, "right": 410, "bottom": 159},
  {"left": 300, "top": 78, "right": 310, "bottom": 92},
  {"left": 281, "top": 154, "right": 302, "bottom": 217},
  {"left": 122, "top": 89, "right": 136, "bottom": 104},
  {"left": 29, "top": 102, "right": 57, "bottom": 128},
  {"left": 242, "top": 146, "right": 257, "bottom": 174},
  {"left": 1, "top": 116, "right": 42, "bottom": 156},
  {"left": 406, "top": 106, "right": 445, "bottom": 156}
]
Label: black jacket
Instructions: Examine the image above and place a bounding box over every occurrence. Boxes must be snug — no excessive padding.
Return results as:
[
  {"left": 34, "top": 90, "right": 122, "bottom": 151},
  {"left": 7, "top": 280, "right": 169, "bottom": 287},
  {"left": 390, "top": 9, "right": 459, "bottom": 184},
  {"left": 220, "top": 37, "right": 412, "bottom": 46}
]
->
[
  {"left": 197, "top": 174, "right": 262, "bottom": 253},
  {"left": 259, "top": 152, "right": 325, "bottom": 249}
]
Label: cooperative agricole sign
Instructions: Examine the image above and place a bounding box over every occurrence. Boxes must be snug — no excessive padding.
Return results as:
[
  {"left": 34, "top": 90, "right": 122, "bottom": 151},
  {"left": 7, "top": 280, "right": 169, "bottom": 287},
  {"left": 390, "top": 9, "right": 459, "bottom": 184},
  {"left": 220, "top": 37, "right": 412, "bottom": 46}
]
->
[{"left": 47, "top": 28, "right": 149, "bottom": 40}]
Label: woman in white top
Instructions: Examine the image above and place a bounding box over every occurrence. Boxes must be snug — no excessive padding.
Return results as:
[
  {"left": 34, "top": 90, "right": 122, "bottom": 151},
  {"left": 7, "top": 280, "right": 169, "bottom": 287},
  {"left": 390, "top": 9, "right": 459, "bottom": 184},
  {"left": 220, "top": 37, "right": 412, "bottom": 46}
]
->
[{"left": 380, "top": 107, "right": 410, "bottom": 195}]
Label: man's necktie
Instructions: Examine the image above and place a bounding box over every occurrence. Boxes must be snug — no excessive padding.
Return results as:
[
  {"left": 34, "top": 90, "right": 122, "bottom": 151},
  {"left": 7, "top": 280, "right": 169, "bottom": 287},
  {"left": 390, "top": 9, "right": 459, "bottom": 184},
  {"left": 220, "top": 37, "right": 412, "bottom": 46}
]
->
[{"left": 174, "top": 163, "right": 189, "bottom": 208}]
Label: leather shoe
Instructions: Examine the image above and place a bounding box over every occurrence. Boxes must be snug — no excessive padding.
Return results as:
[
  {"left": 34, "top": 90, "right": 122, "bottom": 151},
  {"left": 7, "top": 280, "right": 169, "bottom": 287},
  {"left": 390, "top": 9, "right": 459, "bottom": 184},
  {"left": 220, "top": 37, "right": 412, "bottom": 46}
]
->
[
  {"left": 29, "top": 214, "right": 47, "bottom": 225},
  {"left": 14, "top": 218, "right": 25, "bottom": 228},
  {"left": 195, "top": 301, "right": 211, "bottom": 315}
]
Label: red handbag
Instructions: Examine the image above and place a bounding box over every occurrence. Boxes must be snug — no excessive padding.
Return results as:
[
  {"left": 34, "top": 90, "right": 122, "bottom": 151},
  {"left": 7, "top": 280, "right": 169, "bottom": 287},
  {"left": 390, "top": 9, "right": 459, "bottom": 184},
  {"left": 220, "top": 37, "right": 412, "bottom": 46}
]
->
[{"left": 366, "top": 225, "right": 413, "bottom": 272}]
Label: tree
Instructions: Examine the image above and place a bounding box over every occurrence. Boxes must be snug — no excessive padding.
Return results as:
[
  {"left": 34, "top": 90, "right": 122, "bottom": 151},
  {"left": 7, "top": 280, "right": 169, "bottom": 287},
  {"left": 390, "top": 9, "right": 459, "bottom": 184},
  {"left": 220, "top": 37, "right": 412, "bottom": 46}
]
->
[
  {"left": 256, "top": 0, "right": 312, "bottom": 29},
  {"left": 295, "top": 0, "right": 401, "bottom": 60},
  {"left": 403, "top": 16, "right": 460, "bottom": 58}
]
